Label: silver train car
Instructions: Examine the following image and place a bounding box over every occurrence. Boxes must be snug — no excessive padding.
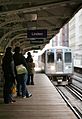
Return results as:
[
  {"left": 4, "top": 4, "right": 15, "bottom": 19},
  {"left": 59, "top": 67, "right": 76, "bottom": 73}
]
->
[{"left": 38, "top": 46, "right": 74, "bottom": 85}]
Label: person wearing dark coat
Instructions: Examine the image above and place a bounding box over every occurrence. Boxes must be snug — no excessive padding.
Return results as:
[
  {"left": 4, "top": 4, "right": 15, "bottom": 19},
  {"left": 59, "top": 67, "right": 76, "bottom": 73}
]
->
[
  {"left": 2, "top": 47, "right": 16, "bottom": 104},
  {"left": 13, "top": 46, "right": 32, "bottom": 98},
  {"left": 26, "top": 58, "right": 35, "bottom": 85},
  {"left": 26, "top": 52, "right": 34, "bottom": 85}
]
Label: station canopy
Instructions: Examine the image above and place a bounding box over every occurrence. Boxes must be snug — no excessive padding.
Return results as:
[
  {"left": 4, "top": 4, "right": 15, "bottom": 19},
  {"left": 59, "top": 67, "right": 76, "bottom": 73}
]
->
[{"left": 0, "top": 0, "right": 82, "bottom": 52}]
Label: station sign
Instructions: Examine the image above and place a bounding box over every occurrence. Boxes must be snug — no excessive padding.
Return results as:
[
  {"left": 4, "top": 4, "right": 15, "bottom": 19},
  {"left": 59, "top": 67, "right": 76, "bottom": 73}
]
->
[{"left": 27, "top": 29, "right": 47, "bottom": 38}]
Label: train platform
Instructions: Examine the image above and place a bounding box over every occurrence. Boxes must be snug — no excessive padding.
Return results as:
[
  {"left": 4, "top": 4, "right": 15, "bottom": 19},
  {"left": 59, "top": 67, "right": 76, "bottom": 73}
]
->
[{"left": 0, "top": 73, "right": 77, "bottom": 119}]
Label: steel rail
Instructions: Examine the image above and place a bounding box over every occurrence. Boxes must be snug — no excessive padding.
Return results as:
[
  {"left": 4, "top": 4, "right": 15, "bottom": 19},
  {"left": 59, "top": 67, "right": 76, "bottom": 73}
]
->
[{"left": 56, "top": 86, "right": 82, "bottom": 119}]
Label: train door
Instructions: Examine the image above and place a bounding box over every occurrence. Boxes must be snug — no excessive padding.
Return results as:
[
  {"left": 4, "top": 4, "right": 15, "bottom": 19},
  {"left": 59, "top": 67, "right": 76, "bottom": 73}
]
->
[
  {"left": 56, "top": 50, "right": 63, "bottom": 73},
  {"left": 64, "top": 52, "right": 73, "bottom": 73},
  {"left": 45, "top": 49, "right": 55, "bottom": 75}
]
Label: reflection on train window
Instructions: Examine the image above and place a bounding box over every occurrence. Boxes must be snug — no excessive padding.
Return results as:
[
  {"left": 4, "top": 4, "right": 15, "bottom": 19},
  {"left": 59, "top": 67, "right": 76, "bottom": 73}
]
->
[
  {"left": 57, "top": 53, "right": 62, "bottom": 61},
  {"left": 47, "top": 52, "right": 54, "bottom": 63},
  {"left": 42, "top": 52, "right": 45, "bottom": 63},
  {"left": 65, "top": 52, "right": 71, "bottom": 63}
]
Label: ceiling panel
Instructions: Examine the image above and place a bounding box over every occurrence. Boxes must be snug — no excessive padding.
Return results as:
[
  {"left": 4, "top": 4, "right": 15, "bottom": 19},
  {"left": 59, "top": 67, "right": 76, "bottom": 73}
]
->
[{"left": 0, "top": 0, "right": 82, "bottom": 52}]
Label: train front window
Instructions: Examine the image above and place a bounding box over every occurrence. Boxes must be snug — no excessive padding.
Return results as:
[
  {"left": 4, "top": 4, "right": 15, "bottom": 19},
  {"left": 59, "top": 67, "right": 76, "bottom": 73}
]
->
[
  {"left": 47, "top": 52, "right": 54, "bottom": 63},
  {"left": 65, "top": 52, "right": 71, "bottom": 63}
]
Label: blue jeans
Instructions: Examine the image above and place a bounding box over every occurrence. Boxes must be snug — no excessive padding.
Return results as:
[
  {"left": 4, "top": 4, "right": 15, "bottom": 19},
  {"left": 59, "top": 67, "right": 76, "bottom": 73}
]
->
[
  {"left": 16, "top": 73, "right": 29, "bottom": 97},
  {"left": 27, "top": 73, "right": 34, "bottom": 85},
  {"left": 25, "top": 73, "right": 28, "bottom": 84}
]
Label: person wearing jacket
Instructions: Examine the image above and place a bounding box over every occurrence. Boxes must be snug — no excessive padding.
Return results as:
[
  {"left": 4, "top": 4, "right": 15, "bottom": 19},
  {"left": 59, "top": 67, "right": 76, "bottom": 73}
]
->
[
  {"left": 2, "top": 47, "right": 16, "bottom": 104},
  {"left": 13, "top": 46, "right": 32, "bottom": 98},
  {"left": 26, "top": 52, "right": 35, "bottom": 85},
  {"left": 26, "top": 58, "right": 35, "bottom": 85}
]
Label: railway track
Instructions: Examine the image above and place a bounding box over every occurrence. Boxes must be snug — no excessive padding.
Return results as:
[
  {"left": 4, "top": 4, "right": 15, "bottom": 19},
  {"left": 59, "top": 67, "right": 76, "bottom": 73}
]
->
[
  {"left": 51, "top": 73, "right": 82, "bottom": 119},
  {"left": 55, "top": 86, "right": 82, "bottom": 119}
]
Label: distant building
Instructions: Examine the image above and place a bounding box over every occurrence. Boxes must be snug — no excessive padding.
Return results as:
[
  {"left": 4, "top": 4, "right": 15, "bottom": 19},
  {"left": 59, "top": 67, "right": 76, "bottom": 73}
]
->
[
  {"left": 69, "top": 8, "right": 82, "bottom": 68},
  {"left": 69, "top": 8, "right": 82, "bottom": 52},
  {"left": 50, "top": 23, "right": 69, "bottom": 47}
]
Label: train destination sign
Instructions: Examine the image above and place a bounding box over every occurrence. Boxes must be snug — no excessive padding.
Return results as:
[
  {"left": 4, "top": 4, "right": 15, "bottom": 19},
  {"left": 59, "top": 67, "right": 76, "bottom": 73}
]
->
[{"left": 27, "top": 29, "right": 47, "bottom": 38}]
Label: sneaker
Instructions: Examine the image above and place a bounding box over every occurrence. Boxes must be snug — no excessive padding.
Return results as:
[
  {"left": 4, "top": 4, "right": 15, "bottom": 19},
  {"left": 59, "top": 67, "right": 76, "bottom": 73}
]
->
[
  {"left": 23, "top": 96, "right": 26, "bottom": 98},
  {"left": 10, "top": 101, "right": 14, "bottom": 104},
  {"left": 9, "top": 99, "right": 16, "bottom": 103},
  {"left": 31, "top": 82, "right": 34, "bottom": 85},
  {"left": 12, "top": 99, "right": 16, "bottom": 102},
  {"left": 26, "top": 93, "right": 32, "bottom": 98}
]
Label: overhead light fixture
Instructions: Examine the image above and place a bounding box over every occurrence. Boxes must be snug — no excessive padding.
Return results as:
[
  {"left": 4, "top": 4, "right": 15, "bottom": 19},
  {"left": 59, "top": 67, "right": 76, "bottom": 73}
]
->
[{"left": 31, "top": 14, "right": 37, "bottom": 21}]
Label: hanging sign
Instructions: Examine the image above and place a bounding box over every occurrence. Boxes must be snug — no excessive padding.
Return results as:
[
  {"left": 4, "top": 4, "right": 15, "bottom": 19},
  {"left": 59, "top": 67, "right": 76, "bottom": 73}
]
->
[{"left": 27, "top": 29, "right": 47, "bottom": 38}]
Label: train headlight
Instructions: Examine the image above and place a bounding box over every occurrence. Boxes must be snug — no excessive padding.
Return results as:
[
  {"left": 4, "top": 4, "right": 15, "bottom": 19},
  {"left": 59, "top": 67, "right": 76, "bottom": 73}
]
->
[
  {"left": 65, "top": 66, "right": 69, "bottom": 70},
  {"left": 50, "top": 66, "right": 55, "bottom": 70}
]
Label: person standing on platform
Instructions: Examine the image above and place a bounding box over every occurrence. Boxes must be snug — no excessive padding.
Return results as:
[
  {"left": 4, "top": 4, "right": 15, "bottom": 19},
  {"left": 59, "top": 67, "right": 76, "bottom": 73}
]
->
[
  {"left": 2, "top": 47, "right": 16, "bottom": 104},
  {"left": 13, "top": 46, "right": 32, "bottom": 98},
  {"left": 26, "top": 52, "right": 35, "bottom": 85}
]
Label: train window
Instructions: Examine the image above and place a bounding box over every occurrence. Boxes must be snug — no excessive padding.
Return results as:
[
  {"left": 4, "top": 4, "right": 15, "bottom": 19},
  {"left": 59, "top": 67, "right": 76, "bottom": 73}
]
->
[
  {"left": 57, "top": 53, "right": 62, "bottom": 61},
  {"left": 42, "top": 53, "right": 45, "bottom": 63},
  {"left": 47, "top": 52, "right": 54, "bottom": 63},
  {"left": 65, "top": 52, "right": 71, "bottom": 63}
]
